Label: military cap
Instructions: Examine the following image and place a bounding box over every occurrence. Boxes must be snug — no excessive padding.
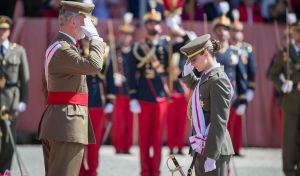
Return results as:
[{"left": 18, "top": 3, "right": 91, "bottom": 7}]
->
[
  {"left": 0, "top": 16, "right": 12, "bottom": 29},
  {"left": 231, "top": 9, "right": 243, "bottom": 31},
  {"left": 143, "top": 0, "right": 161, "bottom": 23},
  {"left": 60, "top": 1, "right": 95, "bottom": 17},
  {"left": 143, "top": 9, "right": 162, "bottom": 23},
  {"left": 180, "top": 34, "right": 213, "bottom": 63},
  {"left": 119, "top": 12, "right": 135, "bottom": 34},
  {"left": 212, "top": 15, "right": 231, "bottom": 30}
]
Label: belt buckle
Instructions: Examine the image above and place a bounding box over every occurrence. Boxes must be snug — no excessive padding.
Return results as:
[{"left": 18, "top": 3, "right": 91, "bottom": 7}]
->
[{"left": 145, "top": 69, "right": 155, "bottom": 79}]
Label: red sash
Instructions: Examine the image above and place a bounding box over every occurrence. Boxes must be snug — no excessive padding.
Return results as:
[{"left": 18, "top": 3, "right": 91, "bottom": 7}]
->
[{"left": 47, "top": 92, "right": 88, "bottom": 106}]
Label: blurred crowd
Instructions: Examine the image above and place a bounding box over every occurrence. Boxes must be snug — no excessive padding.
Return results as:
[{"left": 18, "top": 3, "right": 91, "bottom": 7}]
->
[{"left": 0, "top": 0, "right": 299, "bottom": 24}]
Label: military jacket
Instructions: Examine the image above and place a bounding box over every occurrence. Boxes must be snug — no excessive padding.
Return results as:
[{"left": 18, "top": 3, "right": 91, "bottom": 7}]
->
[
  {"left": 238, "top": 42, "right": 256, "bottom": 90},
  {"left": 170, "top": 35, "right": 191, "bottom": 94},
  {"left": 114, "top": 45, "right": 132, "bottom": 96},
  {"left": 87, "top": 53, "right": 115, "bottom": 108},
  {"left": 216, "top": 46, "right": 247, "bottom": 106},
  {"left": 0, "top": 42, "right": 29, "bottom": 116},
  {"left": 268, "top": 44, "right": 300, "bottom": 113},
  {"left": 180, "top": 66, "right": 234, "bottom": 160},
  {"left": 129, "top": 37, "right": 169, "bottom": 103},
  {"left": 38, "top": 33, "right": 106, "bottom": 145}
]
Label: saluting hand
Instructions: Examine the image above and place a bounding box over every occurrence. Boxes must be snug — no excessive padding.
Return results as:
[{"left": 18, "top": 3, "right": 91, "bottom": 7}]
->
[
  {"left": 183, "top": 62, "right": 194, "bottom": 76},
  {"left": 80, "top": 18, "right": 103, "bottom": 41}
]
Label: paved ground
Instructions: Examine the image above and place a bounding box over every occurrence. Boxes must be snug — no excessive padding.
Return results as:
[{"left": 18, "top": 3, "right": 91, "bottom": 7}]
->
[{"left": 10, "top": 145, "right": 283, "bottom": 176}]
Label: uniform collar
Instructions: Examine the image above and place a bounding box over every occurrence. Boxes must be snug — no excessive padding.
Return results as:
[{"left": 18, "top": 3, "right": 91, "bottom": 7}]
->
[
  {"left": 59, "top": 31, "right": 76, "bottom": 45},
  {"left": 203, "top": 63, "right": 220, "bottom": 75},
  {"left": 1, "top": 40, "right": 9, "bottom": 50}
]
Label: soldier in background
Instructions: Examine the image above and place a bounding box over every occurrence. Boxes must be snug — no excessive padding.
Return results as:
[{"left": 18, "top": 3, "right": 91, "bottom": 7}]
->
[
  {"left": 165, "top": 12, "right": 194, "bottom": 155},
  {"left": 128, "top": 4, "right": 169, "bottom": 176},
  {"left": 111, "top": 12, "right": 134, "bottom": 154},
  {"left": 229, "top": 9, "right": 256, "bottom": 155},
  {"left": 79, "top": 39, "right": 115, "bottom": 175},
  {"left": 212, "top": 2, "right": 248, "bottom": 156},
  {"left": 0, "top": 15, "right": 29, "bottom": 173},
  {"left": 268, "top": 20, "right": 300, "bottom": 176}
]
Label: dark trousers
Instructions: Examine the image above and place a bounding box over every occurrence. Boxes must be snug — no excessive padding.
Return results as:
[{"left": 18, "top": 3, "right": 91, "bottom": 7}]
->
[
  {"left": 194, "top": 155, "right": 231, "bottom": 176},
  {"left": 0, "top": 119, "right": 16, "bottom": 173},
  {"left": 282, "top": 110, "right": 300, "bottom": 176}
]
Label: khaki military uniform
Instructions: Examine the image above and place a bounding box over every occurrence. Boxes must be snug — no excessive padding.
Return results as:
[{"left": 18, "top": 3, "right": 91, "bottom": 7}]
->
[
  {"left": 0, "top": 42, "right": 29, "bottom": 173},
  {"left": 180, "top": 66, "right": 234, "bottom": 176},
  {"left": 38, "top": 32, "right": 106, "bottom": 176},
  {"left": 268, "top": 45, "right": 300, "bottom": 176}
]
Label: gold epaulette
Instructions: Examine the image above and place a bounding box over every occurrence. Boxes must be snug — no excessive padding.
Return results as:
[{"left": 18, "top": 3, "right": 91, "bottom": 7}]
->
[
  {"left": 161, "top": 35, "right": 171, "bottom": 42},
  {"left": 242, "top": 42, "right": 253, "bottom": 53}
]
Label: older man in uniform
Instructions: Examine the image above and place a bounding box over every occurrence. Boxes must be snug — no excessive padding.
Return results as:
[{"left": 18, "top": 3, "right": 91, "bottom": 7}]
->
[
  {"left": 0, "top": 15, "right": 29, "bottom": 174},
  {"left": 38, "top": 1, "right": 106, "bottom": 176},
  {"left": 268, "top": 21, "right": 300, "bottom": 176}
]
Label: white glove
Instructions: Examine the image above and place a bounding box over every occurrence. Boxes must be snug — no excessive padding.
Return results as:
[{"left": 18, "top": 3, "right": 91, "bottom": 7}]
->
[
  {"left": 236, "top": 104, "right": 247, "bottom": 116},
  {"left": 166, "top": 15, "right": 181, "bottom": 31},
  {"left": 281, "top": 80, "right": 293, "bottom": 93},
  {"left": 18, "top": 102, "right": 26, "bottom": 112},
  {"left": 104, "top": 103, "right": 114, "bottom": 113},
  {"left": 246, "top": 89, "right": 254, "bottom": 102},
  {"left": 204, "top": 157, "right": 216, "bottom": 172},
  {"left": 80, "top": 18, "right": 103, "bottom": 41},
  {"left": 130, "top": 99, "right": 141, "bottom": 114},
  {"left": 183, "top": 62, "right": 194, "bottom": 76}
]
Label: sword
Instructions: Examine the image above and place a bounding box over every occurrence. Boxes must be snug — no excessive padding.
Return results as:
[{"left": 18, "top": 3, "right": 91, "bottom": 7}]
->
[
  {"left": 166, "top": 155, "right": 186, "bottom": 176},
  {"left": 4, "top": 119, "right": 29, "bottom": 176}
]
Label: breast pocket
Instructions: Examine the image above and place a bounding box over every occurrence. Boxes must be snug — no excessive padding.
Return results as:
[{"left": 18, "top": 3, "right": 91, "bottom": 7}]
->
[
  {"left": 6, "top": 56, "right": 21, "bottom": 76},
  {"left": 67, "top": 105, "right": 87, "bottom": 120}
]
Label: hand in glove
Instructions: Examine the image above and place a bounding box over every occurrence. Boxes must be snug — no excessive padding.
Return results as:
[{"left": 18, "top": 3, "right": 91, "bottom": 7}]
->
[
  {"left": 166, "top": 15, "right": 180, "bottom": 31},
  {"left": 130, "top": 99, "right": 141, "bottom": 114},
  {"left": 80, "top": 18, "right": 103, "bottom": 41},
  {"left": 281, "top": 80, "right": 293, "bottom": 93},
  {"left": 18, "top": 102, "right": 27, "bottom": 112},
  {"left": 204, "top": 157, "right": 216, "bottom": 172},
  {"left": 104, "top": 103, "right": 114, "bottom": 114},
  {"left": 236, "top": 104, "right": 246, "bottom": 116},
  {"left": 183, "top": 62, "right": 194, "bottom": 76},
  {"left": 246, "top": 89, "right": 254, "bottom": 102}
]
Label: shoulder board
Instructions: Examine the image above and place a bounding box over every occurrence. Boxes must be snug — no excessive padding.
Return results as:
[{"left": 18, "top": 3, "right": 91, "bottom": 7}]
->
[
  {"left": 160, "top": 35, "right": 171, "bottom": 42},
  {"left": 58, "top": 40, "right": 71, "bottom": 50},
  {"left": 242, "top": 42, "right": 253, "bottom": 53}
]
